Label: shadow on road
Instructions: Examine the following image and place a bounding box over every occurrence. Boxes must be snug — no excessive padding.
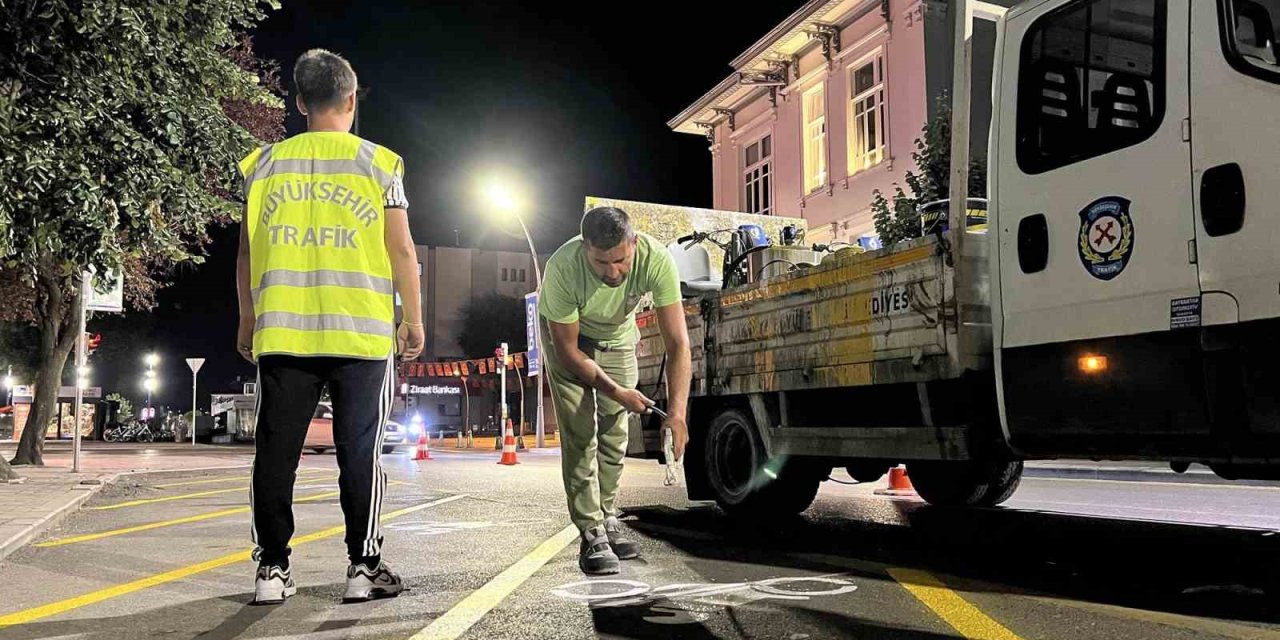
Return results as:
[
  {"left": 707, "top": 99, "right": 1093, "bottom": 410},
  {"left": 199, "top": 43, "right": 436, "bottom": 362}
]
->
[
  {"left": 0, "top": 585, "right": 415, "bottom": 640},
  {"left": 613, "top": 496, "right": 1280, "bottom": 633}
]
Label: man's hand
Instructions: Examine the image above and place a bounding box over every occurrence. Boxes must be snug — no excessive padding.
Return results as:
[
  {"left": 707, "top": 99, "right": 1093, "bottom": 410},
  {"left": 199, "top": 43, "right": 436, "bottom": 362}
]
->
[
  {"left": 664, "top": 414, "right": 689, "bottom": 461},
  {"left": 611, "top": 388, "right": 653, "bottom": 414},
  {"left": 397, "top": 323, "right": 425, "bottom": 360},
  {"left": 236, "top": 317, "right": 255, "bottom": 364}
]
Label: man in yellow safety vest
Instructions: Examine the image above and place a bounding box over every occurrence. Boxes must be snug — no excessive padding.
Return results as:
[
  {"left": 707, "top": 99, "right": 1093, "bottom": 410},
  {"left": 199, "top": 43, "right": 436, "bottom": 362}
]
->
[{"left": 235, "top": 49, "right": 424, "bottom": 605}]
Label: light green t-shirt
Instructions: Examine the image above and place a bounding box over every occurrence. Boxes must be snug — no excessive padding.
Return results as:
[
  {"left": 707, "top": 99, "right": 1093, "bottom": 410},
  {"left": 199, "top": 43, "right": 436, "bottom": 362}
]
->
[{"left": 540, "top": 233, "right": 681, "bottom": 348}]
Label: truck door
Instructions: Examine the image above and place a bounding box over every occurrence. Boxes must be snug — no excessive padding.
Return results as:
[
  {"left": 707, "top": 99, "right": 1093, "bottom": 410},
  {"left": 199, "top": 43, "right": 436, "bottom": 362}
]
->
[
  {"left": 1190, "top": 0, "right": 1280, "bottom": 447},
  {"left": 994, "top": 0, "right": 1210, "bottom": 457}
]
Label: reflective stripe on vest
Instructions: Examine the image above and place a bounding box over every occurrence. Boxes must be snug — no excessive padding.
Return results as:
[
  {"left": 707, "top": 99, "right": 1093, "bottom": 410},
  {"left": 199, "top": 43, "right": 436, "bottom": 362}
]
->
[{"left": 241, "top": 132, "right": 402, "bottom": 360}]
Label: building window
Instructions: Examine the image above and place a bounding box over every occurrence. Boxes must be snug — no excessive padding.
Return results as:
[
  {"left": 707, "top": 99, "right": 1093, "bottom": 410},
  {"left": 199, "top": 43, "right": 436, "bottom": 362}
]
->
[
  {"left": 849, "top": 52, "right": 887, "bottom": 174},
  {"left": 803, "top": 84, "right": 828, "bottom": 193},
  {"left": 1016, "top": 0, "right": 1165, "bottom": 174},
  {"left": 520, "top": 269, "right": 527, "bottom": 282},
  {"left": 501, "top": 268, "right": 508, "bottom": 282},
  {"left": 743, "top": 134, "right": 772, "bottom": 215}
]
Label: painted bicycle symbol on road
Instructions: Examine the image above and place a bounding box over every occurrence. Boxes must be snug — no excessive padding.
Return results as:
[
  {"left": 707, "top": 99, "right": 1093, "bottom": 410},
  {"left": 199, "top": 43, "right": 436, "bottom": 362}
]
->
[{"left": 551, "top": 574, "right": 858, "bottom": 610}]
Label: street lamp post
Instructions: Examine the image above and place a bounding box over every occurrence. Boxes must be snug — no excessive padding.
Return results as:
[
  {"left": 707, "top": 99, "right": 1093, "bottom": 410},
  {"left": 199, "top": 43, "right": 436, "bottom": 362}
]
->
[
  {"left": 484, "top": 182, "right": 546, "bottom": 448},
  {"left": 512, "top": 211, "right": 546, "bottom": 448},
  {"left": 143, "top": 353, "right": 159, "bottom": 418}
]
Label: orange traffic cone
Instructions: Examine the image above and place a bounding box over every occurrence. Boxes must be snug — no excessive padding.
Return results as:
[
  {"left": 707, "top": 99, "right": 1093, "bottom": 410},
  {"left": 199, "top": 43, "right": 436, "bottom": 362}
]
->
[
  {"left": 414, "top": 432, "right": 432, "bottom": 461},
  {"left": 874, "top": 465, "right": 916, "bottom": 497},
  {"left": 498, "top": 419, "right": 520, "bottom": 466}
]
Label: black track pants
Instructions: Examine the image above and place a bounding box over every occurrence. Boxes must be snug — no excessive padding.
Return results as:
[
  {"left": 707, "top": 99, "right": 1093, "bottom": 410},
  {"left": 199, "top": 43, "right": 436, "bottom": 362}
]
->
[{"left": 250, "top": 355, "right": 393, "bottom": 565}]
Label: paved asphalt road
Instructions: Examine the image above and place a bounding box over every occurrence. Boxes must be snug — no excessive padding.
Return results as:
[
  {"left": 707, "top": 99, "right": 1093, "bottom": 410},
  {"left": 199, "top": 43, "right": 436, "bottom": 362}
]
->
[{"left": 0, "top": 449, "right": 1277, "bottom": 639}]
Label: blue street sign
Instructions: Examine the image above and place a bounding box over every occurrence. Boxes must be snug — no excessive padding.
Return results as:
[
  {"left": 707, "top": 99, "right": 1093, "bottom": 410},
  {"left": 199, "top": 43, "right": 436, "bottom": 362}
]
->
[{"left": 524, "top": 292, "right": 540, "bottom": 377}]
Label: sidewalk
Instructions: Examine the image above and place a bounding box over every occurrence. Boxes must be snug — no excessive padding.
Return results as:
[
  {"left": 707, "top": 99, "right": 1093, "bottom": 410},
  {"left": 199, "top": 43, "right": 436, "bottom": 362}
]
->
[
  {"left": 422, "top": 433, "right": 561, "bottom": 453},
  {"left": 1025, "top": 460, "right": 1280, "bottom": 487},
  {"left": 0, "top": 442, "right": 256, "bottom": 563},
  {"left": 0, "top": 467, "right": 112, "bottom": 561}
]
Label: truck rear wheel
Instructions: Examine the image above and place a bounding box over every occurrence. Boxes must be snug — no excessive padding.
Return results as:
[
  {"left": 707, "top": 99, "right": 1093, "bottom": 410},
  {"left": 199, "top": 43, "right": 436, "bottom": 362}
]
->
[
  {"left": 908, "top": 459, "right": 1023, "bottom": 507},
  {"left": 705, "top": 409, "right": 821, "bottom": 518},
  {"left": 846, "top": 461, "right": 889, "bottom": 484}
]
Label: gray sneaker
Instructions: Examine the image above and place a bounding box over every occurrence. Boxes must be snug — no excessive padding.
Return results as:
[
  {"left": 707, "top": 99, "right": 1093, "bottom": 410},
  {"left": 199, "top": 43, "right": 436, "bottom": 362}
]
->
[
  {"left": 579, "top": 526, "right": 620, "bottom": 575},
  {"left": 604, "top": 516, "right": 640, "bottom": 560},
  {"left": 343, "top": 560, "right": 404, "bottom": 603},
  {"left": 252, "top": 564, "right": 296, "bottom": 605}
]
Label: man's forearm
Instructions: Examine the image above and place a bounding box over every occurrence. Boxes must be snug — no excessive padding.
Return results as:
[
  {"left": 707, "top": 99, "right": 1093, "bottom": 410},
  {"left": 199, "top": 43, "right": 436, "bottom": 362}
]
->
[
  {"left": 666, "top": 341, "right": 692, "bottom": 419},
  {"left": 562, "top": 349, "right": 623, "bottom": 398},
  {"left": 390, "top": 250, "right": 422, "bottom": 325},
  {"left": 236, "top": 251, "right": 253, "bottom": 322}
]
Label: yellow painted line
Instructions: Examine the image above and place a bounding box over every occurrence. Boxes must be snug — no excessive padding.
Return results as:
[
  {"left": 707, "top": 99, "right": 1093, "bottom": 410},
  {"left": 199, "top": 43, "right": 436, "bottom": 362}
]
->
[
  {"left": 888, "top": 568, "right": 1023, "bottom": 640},
  {"left": 0, "top": 494, "right": 467, "bottom": 628},
  {"left": 91, "top": 475, "right": 338, "bottom": 511},
  {"left": 41, "top": 480, "right": 412, "bottom": 548},
  {"left": 155, "top": 468, "right": 327, "bottom": 489},
  {"left": 410, "top": 524, "right": 579, "bottom": 640},
  {"left": 36, "top": 490, "right": 343, "bottom": 548}
]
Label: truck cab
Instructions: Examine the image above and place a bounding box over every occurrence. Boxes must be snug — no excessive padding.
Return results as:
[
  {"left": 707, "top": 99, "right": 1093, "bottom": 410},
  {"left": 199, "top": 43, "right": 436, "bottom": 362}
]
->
[{"left": 992, "top": 0, "right": 1280, "bottom": 477}]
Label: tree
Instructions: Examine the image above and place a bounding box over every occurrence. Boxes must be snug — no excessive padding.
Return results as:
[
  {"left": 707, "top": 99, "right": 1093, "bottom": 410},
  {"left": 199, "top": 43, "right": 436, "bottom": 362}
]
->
[
  {"left": 0, "top": 1, "right": 284, "bottom": 469},
  {"left": 871, "top": 93, "right": 987, "bottom": 246},
  {"left": 455, "top": 292, "right": 528, "bottom": 359},
  {"left": 105, "top": 393, "right": 134, "bottom": 423}
]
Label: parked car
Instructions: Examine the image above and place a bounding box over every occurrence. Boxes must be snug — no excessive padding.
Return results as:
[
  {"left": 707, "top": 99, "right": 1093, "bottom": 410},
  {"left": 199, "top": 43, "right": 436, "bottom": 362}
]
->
[
  {"left": 304, "top": 403, "right": 335, "bottom": 454},
  {"left": 305, "top": 403, "right": 414, "bottom": 455},
  {"left": 381, "top": 416, "right": 412, "bottom": 454}
]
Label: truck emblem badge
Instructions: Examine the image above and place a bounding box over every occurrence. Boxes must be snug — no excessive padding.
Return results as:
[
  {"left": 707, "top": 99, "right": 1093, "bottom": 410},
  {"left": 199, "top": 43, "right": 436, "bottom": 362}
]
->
[{"left": 1078, "top": 196, "right": 1134, "bottom": 281}]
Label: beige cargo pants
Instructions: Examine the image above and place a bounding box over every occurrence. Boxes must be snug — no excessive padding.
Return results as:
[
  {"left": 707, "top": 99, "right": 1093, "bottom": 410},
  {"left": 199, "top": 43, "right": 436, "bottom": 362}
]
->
[{"left": 541, "top": 323, "right": 638, "bottom": 533}]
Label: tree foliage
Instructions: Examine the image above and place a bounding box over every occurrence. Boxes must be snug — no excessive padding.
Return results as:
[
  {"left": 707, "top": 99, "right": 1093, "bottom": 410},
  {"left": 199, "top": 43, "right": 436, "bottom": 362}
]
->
[
  {"left": 871, "top": 93, "right": 987, "bottom": 246},
  {"left": 0, "top": 0, "right": 284, "bottom": 467},
  {"left": 456, "top": 292, "right": 529, "bottom": 359}
]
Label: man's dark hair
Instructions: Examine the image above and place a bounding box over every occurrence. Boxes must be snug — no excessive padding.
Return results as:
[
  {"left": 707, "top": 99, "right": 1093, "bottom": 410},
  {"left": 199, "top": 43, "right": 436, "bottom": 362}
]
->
[
  {"left": 293, "top": 49, "right": 357, "bottom": 112},
  {"left": 581, "top": 207, "right": 635, "bottom": 250}
]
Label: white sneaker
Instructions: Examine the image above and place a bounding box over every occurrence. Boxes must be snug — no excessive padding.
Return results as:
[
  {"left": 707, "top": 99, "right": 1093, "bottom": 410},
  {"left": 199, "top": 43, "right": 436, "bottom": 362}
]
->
[
  {"left": 343, "top": 561, "right": 404, "bottom": 602},
  {"left": 253, "top": 564, "right": 296, "bottom": 605}
]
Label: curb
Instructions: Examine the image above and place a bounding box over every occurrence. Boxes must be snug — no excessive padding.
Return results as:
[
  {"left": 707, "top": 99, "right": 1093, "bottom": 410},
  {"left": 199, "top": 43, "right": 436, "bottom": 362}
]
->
[
  {"left": 0, "top": 472, "right": 119, "bottom": 563},
  {"left": 1023, "top": 465, "right": 1280, "bottom": 488},
  {"left": 0, "top": 464, "right": 252, "bottom": 563}
]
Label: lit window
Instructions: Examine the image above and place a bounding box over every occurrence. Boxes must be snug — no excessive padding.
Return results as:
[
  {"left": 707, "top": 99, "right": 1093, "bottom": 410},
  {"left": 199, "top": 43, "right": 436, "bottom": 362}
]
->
[
  {"left": 803, "top": 84, "right": 828, "bottom": 193},
  {"left": 849, "top": 53, "right": 887, "bottom": 174},
  {"left": 743, "top": 134, "right": 772, "bottom": 215}
]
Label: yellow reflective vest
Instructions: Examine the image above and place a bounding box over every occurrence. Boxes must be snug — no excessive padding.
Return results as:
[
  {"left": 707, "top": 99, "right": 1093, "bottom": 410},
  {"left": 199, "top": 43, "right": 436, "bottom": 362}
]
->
[{"left": 239, "top": 131, "right": 405, "bottom": 360}]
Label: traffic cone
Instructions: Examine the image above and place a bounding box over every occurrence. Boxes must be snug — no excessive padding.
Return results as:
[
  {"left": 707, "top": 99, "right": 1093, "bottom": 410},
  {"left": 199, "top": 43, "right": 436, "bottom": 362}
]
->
[
  {"left": 874, "top": 465, "right": 916, "bottom": 497},
  {"left": 498, "top": 419, "right": 520, "bottom": 466},
  {"left": 414, "top": 432, "right": 432, "bottom": 461}
]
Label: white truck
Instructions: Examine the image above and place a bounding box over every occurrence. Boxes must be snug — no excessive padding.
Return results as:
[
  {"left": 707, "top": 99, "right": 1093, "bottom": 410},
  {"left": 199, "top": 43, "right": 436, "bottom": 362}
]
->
[{"left": 630, "top": 0, "right": 1280, "bottom": 515}]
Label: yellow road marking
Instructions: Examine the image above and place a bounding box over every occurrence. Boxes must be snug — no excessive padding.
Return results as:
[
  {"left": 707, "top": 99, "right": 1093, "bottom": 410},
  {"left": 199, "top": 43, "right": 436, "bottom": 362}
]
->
[
  {"left": 37, "top": 491, "right": 341, "bottom": 548},
  {"left": 41, "top": 480, "right": 413, "bottom": 548},
  {"left": 155, "top": 468, "right": 327, "bottom": 489},
  {"left": 91, "top": 475, "right": 338, "bottom": 511},
  {"left": 888, "top": 568, "right": 1023, "bottom": 640},
  {"left": 410, "top": 524, "right": 579, "bottom": 640},
  {"left": 0, "top": 494, "right": 467, "bottom": 628}
]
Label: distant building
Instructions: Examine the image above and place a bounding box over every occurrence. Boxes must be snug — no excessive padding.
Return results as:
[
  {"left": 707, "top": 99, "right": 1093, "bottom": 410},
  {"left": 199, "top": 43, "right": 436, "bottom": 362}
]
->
[
  {"left": 669, "top": 0, "right": 1012, "bottom": 246},
  {"left": 411, "top": 246, "right": 545, "bottom": 361},
  {"left": 401, "top": 245, "right": 552, "bottom": 434}
]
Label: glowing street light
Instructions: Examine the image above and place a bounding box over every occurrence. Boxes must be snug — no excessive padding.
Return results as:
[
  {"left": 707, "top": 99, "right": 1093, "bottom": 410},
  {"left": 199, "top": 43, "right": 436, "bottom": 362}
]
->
[
  {"left": 481, "top": 177, "right": 545, "bottom": 448},
  {"left": 145, "top": 353, "right": 160, "bottom": 368}
]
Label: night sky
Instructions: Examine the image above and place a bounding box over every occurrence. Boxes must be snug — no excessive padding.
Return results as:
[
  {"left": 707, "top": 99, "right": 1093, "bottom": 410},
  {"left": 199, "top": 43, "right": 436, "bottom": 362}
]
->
[{"left": 95, "top": 0, "right": 801, "bottom": 411}]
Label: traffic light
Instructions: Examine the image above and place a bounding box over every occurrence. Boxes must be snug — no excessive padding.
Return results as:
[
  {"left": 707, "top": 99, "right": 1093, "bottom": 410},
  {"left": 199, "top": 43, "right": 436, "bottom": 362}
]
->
[{"left": 85, "top": 333, "right": 102, "bottom": 354}]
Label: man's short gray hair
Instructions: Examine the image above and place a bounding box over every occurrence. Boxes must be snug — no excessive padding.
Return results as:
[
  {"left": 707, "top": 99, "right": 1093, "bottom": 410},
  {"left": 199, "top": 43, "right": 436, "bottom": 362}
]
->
[
  {"left": 581, "top": 207, "right": 635, "bottom": 250},
  {"left": 293, "top": 49, "right": 357, "bottom": 112}
]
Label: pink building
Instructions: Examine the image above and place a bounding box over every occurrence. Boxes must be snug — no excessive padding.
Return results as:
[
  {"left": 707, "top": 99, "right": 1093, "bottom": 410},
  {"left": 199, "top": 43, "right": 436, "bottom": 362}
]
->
[{"left": 669, "top": 0, "right": 1009, "bottom": 246}]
